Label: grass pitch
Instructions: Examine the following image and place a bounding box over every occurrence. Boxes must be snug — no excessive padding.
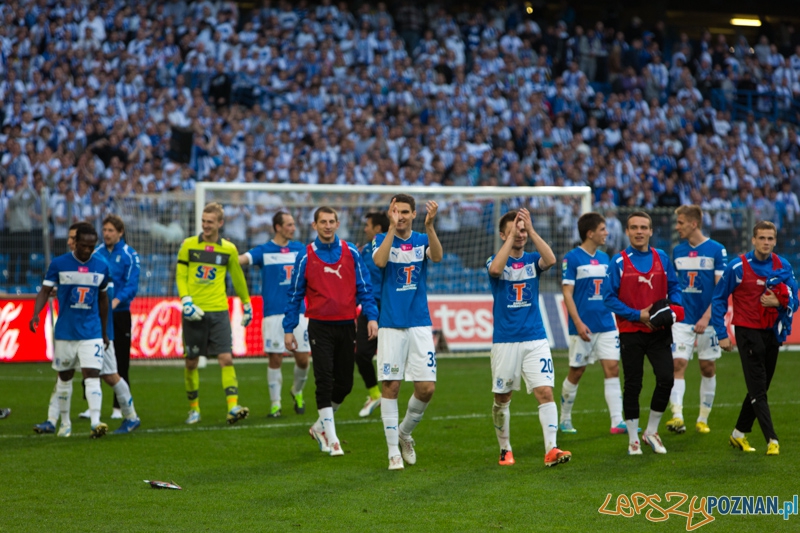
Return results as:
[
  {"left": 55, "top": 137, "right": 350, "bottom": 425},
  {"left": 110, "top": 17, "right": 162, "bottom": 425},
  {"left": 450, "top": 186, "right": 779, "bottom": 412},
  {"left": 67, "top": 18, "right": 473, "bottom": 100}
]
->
[{"left": 1, "top": 352, "right": 799, "bottom": 532}]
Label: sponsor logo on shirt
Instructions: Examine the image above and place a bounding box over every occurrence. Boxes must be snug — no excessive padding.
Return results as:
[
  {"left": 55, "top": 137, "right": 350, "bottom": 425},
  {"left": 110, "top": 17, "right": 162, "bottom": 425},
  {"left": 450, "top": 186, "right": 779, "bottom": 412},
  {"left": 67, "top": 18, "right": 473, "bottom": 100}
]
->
[
  {"left": 281, "top": 247, "right": 289, "bottom": 253},
  {"left": 396, "top": 265, "right": 420, "bottom": 291},
  {"left": 195, "top": 265, "right": 217, "bottom": 281},
  {"left": 507, "top": 282, "right": 532, "bottom": 307},
  {"left": 205, "top": 246, "right": 214, "bottom": 252},
  {"left": 70, "top": 286, "right": 93, "bottom": 309},
  {"left": 78, "top": 266, "right": 88, "bottom": 273}
]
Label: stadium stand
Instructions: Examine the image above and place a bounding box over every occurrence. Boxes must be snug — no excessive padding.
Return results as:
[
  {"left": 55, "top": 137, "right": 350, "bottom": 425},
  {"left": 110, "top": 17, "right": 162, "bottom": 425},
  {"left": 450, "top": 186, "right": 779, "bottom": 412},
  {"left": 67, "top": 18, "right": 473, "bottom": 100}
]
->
[{"left": 2, "top": 1, "right": 800, "bottom": 293}]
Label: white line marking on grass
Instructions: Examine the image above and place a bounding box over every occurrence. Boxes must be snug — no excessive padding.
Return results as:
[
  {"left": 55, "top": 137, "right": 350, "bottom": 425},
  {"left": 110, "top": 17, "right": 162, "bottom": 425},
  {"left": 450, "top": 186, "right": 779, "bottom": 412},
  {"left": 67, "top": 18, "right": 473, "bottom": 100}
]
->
[{"left": 5, "top": 400, "right": 800, "bottom": 439}]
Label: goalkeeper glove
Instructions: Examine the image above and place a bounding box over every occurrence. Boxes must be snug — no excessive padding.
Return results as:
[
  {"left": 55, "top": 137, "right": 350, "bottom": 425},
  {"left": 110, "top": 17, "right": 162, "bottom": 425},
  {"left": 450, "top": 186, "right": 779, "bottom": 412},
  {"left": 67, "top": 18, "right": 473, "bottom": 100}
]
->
[
  {"left": 242, "top": 302, "right": 253, "bottom": 327},
  {"left": 181, "top": 296, "right": 205, "bottom": 321}
]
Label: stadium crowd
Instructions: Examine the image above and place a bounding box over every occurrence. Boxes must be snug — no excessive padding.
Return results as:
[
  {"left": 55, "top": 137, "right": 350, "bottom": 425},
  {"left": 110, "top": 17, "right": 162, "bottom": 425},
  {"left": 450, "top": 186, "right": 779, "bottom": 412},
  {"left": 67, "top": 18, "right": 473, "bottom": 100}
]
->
[{"left": 2, "top": 0, "right": 800, "bottom": 256}]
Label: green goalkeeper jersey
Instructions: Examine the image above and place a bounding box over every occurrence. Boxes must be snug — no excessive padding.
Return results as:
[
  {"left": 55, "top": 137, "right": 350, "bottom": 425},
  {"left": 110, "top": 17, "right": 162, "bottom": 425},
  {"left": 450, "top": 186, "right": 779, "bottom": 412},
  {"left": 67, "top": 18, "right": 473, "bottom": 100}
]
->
[{"left": 176, "top": 235, "right": 251, "bottom": 312}]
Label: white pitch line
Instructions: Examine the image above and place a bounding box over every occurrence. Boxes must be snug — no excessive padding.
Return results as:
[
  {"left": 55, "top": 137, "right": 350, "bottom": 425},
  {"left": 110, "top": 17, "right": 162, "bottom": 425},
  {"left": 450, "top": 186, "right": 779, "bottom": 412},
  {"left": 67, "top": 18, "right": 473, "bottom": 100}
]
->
[{"left": 4, "top": 399, "right": 800, "bottom": 440}]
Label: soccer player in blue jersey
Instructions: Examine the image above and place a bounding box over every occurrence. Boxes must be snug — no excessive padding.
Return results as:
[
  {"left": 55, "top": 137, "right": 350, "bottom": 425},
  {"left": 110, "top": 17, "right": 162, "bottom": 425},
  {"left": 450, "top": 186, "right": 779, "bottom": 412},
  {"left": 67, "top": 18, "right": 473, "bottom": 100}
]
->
[
  {"left": 355, "top": 211, "right": 389, "bottom": 418},
  {"left": 373, "top": 194, "right": 442, "bottom": 470},
  {"left": 29, "top": 223, "right": 112, "bottom": 439},
  {"left": 666, "top": 205, "right": 727, "bottom": 435},
  {"left": 559, "top": 213, "right": 626, "bottom": 435},
  {"left": 487, "top": 208, "right": 571, "bottom": 468},
  {"left": 239, "top": 212, "right": 310, "bottom": 418},
  {"left": 34, "top": 222, "right": 140, "bottom": 436}
]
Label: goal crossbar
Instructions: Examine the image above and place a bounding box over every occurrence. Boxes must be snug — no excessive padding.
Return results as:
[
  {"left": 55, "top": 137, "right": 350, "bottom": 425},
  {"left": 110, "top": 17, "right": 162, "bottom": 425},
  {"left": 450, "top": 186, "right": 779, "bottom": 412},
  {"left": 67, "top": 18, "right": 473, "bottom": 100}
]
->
[{"left": 195, "top": 183, "right": 592, "bottom": 234}]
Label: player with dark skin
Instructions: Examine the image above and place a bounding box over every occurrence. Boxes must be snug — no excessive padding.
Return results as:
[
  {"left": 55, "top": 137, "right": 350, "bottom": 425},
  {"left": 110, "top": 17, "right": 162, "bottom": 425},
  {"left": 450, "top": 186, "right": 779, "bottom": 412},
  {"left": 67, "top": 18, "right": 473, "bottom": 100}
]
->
[{"left": 29, "top": 232, "right": 110, "bottom": 384}]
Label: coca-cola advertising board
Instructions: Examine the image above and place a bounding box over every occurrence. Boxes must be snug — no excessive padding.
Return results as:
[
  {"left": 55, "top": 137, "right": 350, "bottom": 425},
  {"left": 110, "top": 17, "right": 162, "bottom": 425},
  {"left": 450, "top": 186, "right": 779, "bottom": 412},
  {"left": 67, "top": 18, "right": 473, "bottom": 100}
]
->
[{"left": 0, "top": 294, "right": 796, "bottom": 362}]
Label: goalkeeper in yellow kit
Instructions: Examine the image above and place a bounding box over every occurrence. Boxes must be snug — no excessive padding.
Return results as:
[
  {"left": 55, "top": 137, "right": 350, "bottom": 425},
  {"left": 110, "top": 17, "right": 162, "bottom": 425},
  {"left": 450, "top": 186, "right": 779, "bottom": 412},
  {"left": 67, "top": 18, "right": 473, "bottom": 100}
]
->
[{"left": 177, "top": 202, "right": 253, "bottom": 425}]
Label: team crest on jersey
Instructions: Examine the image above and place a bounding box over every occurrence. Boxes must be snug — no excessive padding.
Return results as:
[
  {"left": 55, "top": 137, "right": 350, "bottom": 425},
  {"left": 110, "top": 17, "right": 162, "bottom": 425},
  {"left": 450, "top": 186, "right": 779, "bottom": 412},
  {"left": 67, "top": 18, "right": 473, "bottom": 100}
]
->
[
  {"left": 496, "top": 378, "right": 503, "bottom": 389},
  {"left": 525, "top": 265, "right": 534, "bottom": 276},
  {"left": 415, "top": 248, "right": 423, "bottom": 259},
  {"left": 383, "top": 363, "right": 390, "bottom": 374},
  {"left": 116, "top": 256, "right": 121, "bottom": 262}
]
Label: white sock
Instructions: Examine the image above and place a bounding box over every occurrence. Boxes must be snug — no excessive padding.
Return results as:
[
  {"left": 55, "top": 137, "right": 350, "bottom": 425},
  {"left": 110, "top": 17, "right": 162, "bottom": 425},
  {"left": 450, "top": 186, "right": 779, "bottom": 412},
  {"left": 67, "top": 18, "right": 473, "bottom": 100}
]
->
[
  {"left": 670, "top": 378, "right": 685, "bottom": 419},
  {"left": 604, "top": 377, "right": 623, "bottom": 427},
  {"left": 267, "top": 367, "right": 282, "bottom": 405},
  {"left": 85, "top": 377, "right": 102, "bottom": 426},
  {"left": 56, "top": 378, "right": 72, "bottom": 428},
  {"left": 112, "top": 379, "right": 137, "bottom": 420},
  {"left": 647, "top": 410, "right": 664, "bottom": 435},
  {"left": 292, "top": 364, "right": 308, "bottom": 396},
  {"left": 398, "top": 395, "right": 428, "bottom": 438},
  {"left": 381, "top": 397, "right": 400, "bottom": 458},
  {"left": 560, "top": 378, "right": 578, "bottom": 422},
  {"left": 538, "top": 401, "right": 558, "bottom": 452},
  {"left": 318, "top": 407, "right": 338, "bottom": 443},
  {"left": 626, "top": 419, "right": 639, "bottom": 444},
  {"left": 492, "top": 400, "right": 511, "bottom": 451},
  {"left": 698, "top": 375, "right": 716, "bottom": 423},
  {"left": 732, "top": 428, "right": 745, "bottom": 439},
  {"left": 47, "top": 383, "right": 60, "bottom": 425}
]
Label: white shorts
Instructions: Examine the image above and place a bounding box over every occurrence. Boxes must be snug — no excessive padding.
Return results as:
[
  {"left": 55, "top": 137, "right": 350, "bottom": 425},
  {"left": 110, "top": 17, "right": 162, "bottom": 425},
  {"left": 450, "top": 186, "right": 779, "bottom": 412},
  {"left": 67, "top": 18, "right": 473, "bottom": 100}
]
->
[
  {"left": 672, "top": 322, "right": 721, "bottom": 361},
  {"left": 377, "top": 326, "right": 437, "bottom": 382},
  {"left": 263, "top": 314, "right": 310, "bottom": 353},
  {"left": 568, "top": 330, "right": 620, "bottom": 367},
  {"left": 52, "top": 339, "right": 104, "bottom": 372},
  {"left": 491, "top": 339, "right": 554, "bottom": 394},
  {"left": 101, "top": 342, "right": 118, "bottom": 376}
]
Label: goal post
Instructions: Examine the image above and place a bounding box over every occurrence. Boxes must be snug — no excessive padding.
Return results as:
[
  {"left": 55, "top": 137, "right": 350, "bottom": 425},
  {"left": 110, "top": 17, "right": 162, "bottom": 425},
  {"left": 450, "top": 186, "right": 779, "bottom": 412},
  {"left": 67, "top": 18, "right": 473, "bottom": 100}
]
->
[
  {"left": 195, "top": 182, "right": 592, "bottom": 252},
  {"left": 195, "top": 183, "right": 591, "bottom": 352},
  {"left": 195, "top": 183, "right": 592, "bottom": 281}
]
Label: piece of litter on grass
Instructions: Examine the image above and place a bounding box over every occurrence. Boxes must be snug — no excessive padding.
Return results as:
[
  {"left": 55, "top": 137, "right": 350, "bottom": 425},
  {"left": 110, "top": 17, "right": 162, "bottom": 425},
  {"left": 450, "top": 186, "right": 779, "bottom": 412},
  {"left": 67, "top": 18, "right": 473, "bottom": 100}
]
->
[{"left": 144, "top": 480, "right": 182, "bottom": 490}]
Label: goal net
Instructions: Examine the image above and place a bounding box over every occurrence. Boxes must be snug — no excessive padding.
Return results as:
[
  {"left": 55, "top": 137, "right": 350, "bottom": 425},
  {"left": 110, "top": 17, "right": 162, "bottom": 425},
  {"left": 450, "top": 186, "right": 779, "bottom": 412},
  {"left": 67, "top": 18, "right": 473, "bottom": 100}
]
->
[{"left": 196, "top": 183, "right": 591, "bottom": 353}]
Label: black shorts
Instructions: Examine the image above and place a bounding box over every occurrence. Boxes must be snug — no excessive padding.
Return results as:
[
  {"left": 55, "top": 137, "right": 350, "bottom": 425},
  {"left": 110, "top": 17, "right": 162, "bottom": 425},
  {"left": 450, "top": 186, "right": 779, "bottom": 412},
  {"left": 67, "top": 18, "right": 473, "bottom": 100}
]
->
[{"left": 183, "top": 311, "right": 231, "bottom": 358}]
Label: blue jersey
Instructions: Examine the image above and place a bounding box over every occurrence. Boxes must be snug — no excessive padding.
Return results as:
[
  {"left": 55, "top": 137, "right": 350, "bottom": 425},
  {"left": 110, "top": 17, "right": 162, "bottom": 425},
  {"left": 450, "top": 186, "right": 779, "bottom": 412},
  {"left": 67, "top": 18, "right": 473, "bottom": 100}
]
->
[
  {"left": 561, "top": 247, "right": 616, "bottom": 334},
  {"left": 373, "top": 231, "right": 431, "bottom": 328},
  {"left": 361, "top": 240, "right": 382, "bottom": 303},
  {"left": 246, "top": 240, "right": 306, "bottom": 317},
  {"left": 487, "top": 252, "right": 547, "bottom": 343},
  {"left": 93, "top": 240, "right": 140, "bottom": 312},
  {"left": 673, "top": 238, "right": 727, "bottom": 325},
  {"left": 43, "top": 252, "right": 110, "bottom": 341}
]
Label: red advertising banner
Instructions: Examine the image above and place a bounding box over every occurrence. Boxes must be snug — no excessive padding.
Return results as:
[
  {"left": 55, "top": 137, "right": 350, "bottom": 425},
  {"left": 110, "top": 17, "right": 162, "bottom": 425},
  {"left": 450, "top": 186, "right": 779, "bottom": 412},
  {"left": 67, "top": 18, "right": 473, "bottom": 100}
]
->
[
  {"left": 428, "top": 295, "right": 494, "bottom": 351},
  {"left": 0, "top": 298, "right": 53, "bottom": 362},
  {"left": 1, "top": 294, "right": 798, "bottom": 362}
]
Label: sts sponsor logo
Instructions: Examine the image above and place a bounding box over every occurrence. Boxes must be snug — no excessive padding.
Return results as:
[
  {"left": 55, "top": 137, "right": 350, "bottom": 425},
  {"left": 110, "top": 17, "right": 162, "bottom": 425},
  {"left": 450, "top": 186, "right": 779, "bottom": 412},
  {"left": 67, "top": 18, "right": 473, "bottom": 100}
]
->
[
  {"left": 281, "top": 265, "right": 293, "bottom": 285},
  {"left": 396, "top": 265, "right": 420, "bottom": 292},
  {"left": 506, "top": 281, "right": 532, "bottom": 308},
  {"left": 195, "top": 265, "right": 217, "bottom": 281},
  {"left": 70, "top": 287, "right": 94, "bottom": 309}
]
